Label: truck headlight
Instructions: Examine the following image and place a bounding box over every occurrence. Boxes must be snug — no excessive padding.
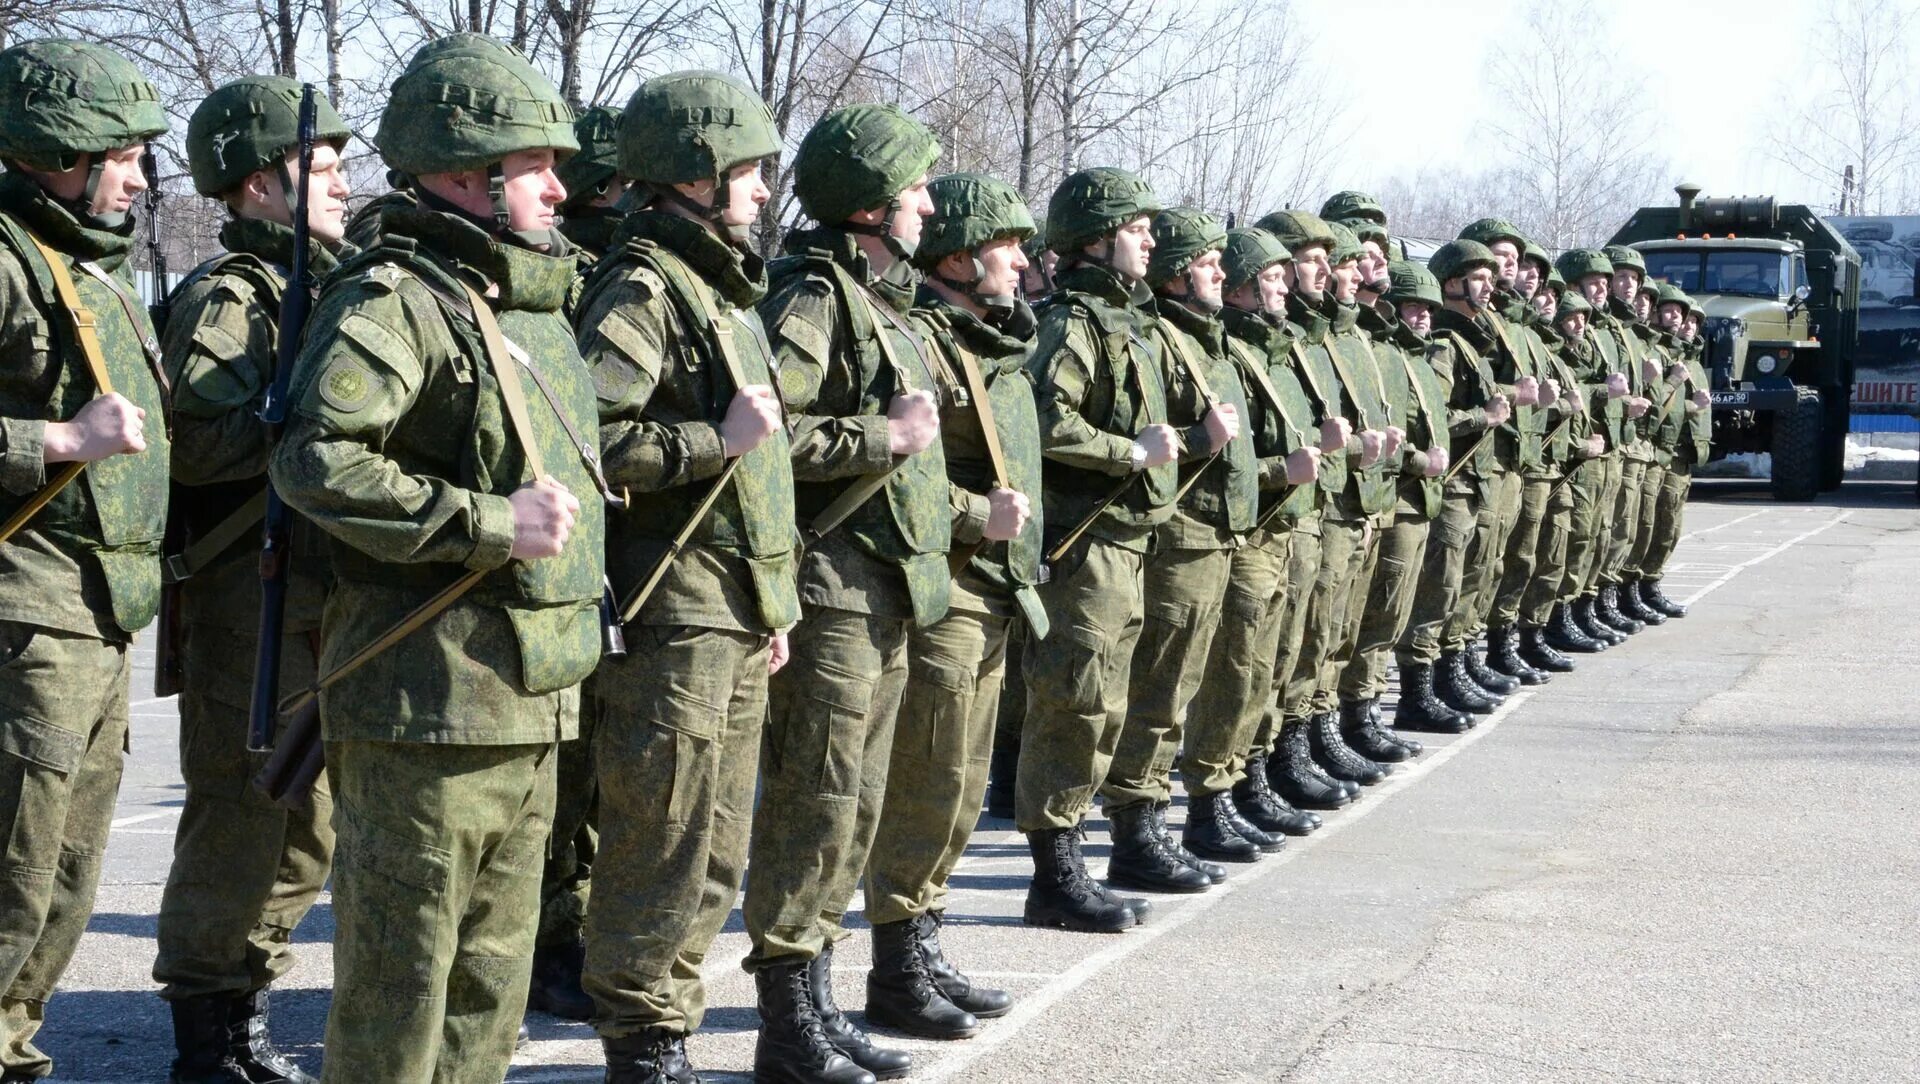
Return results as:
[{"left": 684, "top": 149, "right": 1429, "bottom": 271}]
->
[{"left": 1756, "top": 354, "right": 1777, "bottom": 374}]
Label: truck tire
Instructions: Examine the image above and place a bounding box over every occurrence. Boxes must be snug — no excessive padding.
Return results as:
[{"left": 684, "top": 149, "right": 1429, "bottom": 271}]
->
[
  {"left": 1771, "top": 387, "right": 1823, "bottom": 502},
  {"left": 1819, "top": 390, "right": 1849, "bottom": 491}
]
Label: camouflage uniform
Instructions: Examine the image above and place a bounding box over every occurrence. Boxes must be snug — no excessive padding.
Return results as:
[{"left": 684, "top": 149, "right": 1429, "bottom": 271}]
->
[
  {"left": 1551, "top": 251, "right": 1627, "bottom": 631},
  {"left": 554, "top": 104, "right": 625, "bottom": 261},
  {"left": 1620, "top": 277, "right": 1685, "bottom": 615},
  {"left": 574, "top": 73, "right": 798, "bottom": 1065},
  {"left": 268, "top": 38, "right": 604, "bottom": 1083},
  {"left": 1640, "top": 290, "right": 1710, "bottom": 595},
  {"left": 0, "top": 41, "right": 169, "bottom": 1081},
  {"left": 1597, "top": 247, "right": 1653, "bottom": 606}
]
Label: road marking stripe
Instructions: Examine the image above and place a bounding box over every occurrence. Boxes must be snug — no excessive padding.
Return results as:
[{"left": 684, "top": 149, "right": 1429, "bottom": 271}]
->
[
  {"left": 1678, "top": 511, "right": 1850, "bottom": 606},
  {"left": 110, "top": 809, "right": 179, "bottom": 829},
  {"left": 1678, "top": 509, "right": 1763, "bottom": 542}
]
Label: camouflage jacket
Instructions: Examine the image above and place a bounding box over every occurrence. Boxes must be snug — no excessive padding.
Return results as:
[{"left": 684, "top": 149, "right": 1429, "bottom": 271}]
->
[
  {"left": 1644, "top": 329, "right": 1697, "bottom": 463},
  {"left": 1375, "top": 313, "right": 1449, "bottom": 519},
  {"left": 1678, "top": 343, "right": 1711, "bottom": 463},
  {"left": 1220, "top": 305, "right": 1319, "bottom": 527},
  {"left": 909, "top": 287, "right": 1047, "bottom": 631},
  {"left": 1028, "top": 264, "right": 1176, "bottom": 554},
  {"left": 764, "top": 226, "right": 950, "bottom": 627},
  {"left": 1479, "top": 299, "right": 1544, "bottom": 474},
  {"left": 575, "top": 210, "right": 799, "bottom": 634},
  {"left": 1281, "top": 299, "right": 1356, "bottom": 512},
  {"left": 0, "top": 171, "right": 169, "bottom": 641},
  {"left": 1320, "top": 299, "right": 1396, "bottom": 517},
  {"left": 1572, "top": 309, "right": 1630, "bottom": 452},
  {"left": 270, "top": 205, "right": 606, "bottom": 744},
  {"left": 161, "top": 216, "right": 344, "bottom": 633},
  {"left": 1151, "top": 297, "right": 1256, "bottom": 549},
  {"left": 1429, "top": 307, "right": 1510, "bottom": 499},
  {"left": 1521, "top": 309, "right": 1589, "bottom": 469},
  {"left": 1607, "top": 300, "right": 1656, "bottom": 461}
]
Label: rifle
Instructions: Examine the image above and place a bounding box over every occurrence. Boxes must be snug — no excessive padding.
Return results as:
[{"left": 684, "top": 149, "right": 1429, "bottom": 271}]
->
[
  {"left": 247, "top": 86, "right": 317, "bottom": 759},
  {"left": 145, "top": 144, "right": 187, "bottom": 699}
]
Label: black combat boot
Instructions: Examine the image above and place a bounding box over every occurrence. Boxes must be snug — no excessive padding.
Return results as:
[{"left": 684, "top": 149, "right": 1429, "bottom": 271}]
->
[
  {"left": 1105, "top": 803, "right": 1212, "bottom": 893},
  {"left": 1269, "top": 720, "right": 1354, "bottom": 809},
  {"left": 1463, "top": 641, "right": 1520, "bottom": 694},
  {"left": 169, "top": 995, "right": 253, "bottom": 1084},
  {"left": 1340, "top": 699, "right": 1412, "bottom": 763},
  {"left": 1233, "top": 755, "right": 1319, "bottom": 835},
  {"left": 753, "top": 963, "right": 876, "bottom": 1084},
  {"left": 604, "top": 1027, "right": 698, "bottom": 1084},
  {"left": 810, "top": 946, "right": 910, "bottom": 1079},
  {"left": 1151, "top": 802, "right": 1228, "bottom": 883},
  {"left": 1545, "top": 602, "right": 1603, "bottom": 654},
  {"left": 226, "top": 987, "right": 315, "bottom": 1084},
  {"left": 1519, "top": 625, "right": 1575, "bottom": 673},
  {"left": 1486, "top": 625, "right": 1549, "bottom": 685},
  {"left": 1180, "top": 791, "right": 1262, "bottom": 862},
  {"left": 865, "top": 921, "right": 981, "bottom": 1040},
  {"left": 1072, "top": 822, "right": 1152, "bottom": 923},
  {"left": 1394, "top": 663, "right": 1472, "bottom": 733},
  {"left": 1641, "top": 578, "right": 1687, "bottom": 618},
  {"left": 1435, "top": 652, "right": 1499, "bottom": 714},
  {"left": 916, "top": 911, "right": 1012, "bottom": 1018},
  {"left": 984, "top": 744, "right": 1016, "bottom": 820},
  {"left": 1218, "top": 796, "right": 1285, "bottom": 853},
  {"left": 528, "top": 937, "right": 594, "bottom": 1021},
  {"left": 1574, "top": 595, "right": 1624, "bottom": 645},
  {"left": 1596, "top": 584, "right": 1643, "bottom": 634},
  {"left": 1367, "top": 697, "right": 1423, "bottom": 756},
  {"left": 1617, "top": 577, "right": 1665, "bottom": 625},
  {"left": 1021, "top": 828, "right": 1134, "bottom": 932},
  {"left": 1309, "top": 711, "right": 1389, "bottom": 784}
]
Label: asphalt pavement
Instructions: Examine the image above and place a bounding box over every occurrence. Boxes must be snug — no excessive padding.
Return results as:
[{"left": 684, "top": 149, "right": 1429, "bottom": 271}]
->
[{"left": 44, "top": 479, "right": 1920, "bottom": 1083}]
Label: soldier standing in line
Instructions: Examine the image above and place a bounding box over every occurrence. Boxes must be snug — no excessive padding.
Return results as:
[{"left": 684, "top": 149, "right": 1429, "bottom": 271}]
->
[
  {"left": 864, "top": 171, "right": 1041, "bottom": 1038},
  {"left": 0, "top": 39, "right": 170, "bottom": 1083},
  {"left": 1590, "top": 244, "right": 1656, "bottom": 636},
  {"left": 554, "top": 104, "right": 628, "bottom": 262},
  {"left": 568, "top": 71, "right": 795, "bottom": 1083},
  {"left": 269, "top": 35, "right": 606, "bottom": 1082},
  {"left": 154, "top": 76, "right": 354, "bottom": 1084},
  {"left": 1016, "top": 167, "right": 1177, "bottom": 933},
  {"left": 744, "top": 103, "right": 947, "bottom": 1084},
  {"left": 1551, "top": 248, "right": 1633, "bottom": 649},
  {"left": 1616, "top": 275, "right": 1687, "bottom": 627},
  {"left": 1635, "top": 287, "right": 1709, "bottom": 619}
]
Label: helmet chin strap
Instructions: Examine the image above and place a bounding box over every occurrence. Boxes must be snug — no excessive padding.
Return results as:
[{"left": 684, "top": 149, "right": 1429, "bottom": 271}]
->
[
  {"left": 843, "top": 196, "right": 916, "bottom": 261},
  {"left": 654, "top": 181, "right": 753, "bottom": 247},
  {"left": 935, "top": 253, "right": 1015, "bottom": 318},
  {"left": 66, "top": 153, "right": 129, "bottom": 231}
]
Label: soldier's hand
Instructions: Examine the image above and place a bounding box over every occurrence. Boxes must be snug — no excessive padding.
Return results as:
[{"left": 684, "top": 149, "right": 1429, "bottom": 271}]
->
[
  {"left": 1668, "top": 362, "right": 1689, "bottom": 382},
  {"left": 1285, "top": 446, "right": 1320, "bottom": 484},
  {"left": 1135, "top": 423, "right": 1181, "bottom": 469},
  {"left": 720, "top": 385, "right": 782, "bottom": 457},
  {"left": 768, "top": 631, "right": 790, "bottom": 676},
  {"left": 983, "top": 486, "right": 1031, "bottom": 542},
  {"left": 1358, "top": 428, "right": 1385, "bottom": 466},
  {"left": 1691, "top": 389, "right": 1711, "bottom": 410},
  {"left": 1203, "top": 402, "right": 1241, "bottom": 448},
  {"left": 1485, "top": 394, "right": 1512, "bottom": 427},
  {"left": 1541, "top": 378, "right": 1561, "bottom": 407},
  {"left": 1424, "top": 445, "right": 1450, "bottom": 478},
  {"left": 886, "top": 389, "right": 940, "bottom": 456},
  {"left": 1383, "top": 425, "right": 1406, "bottom": 460},
  {"left": 1641, "top": 357, "right": 1661, "bottom": 383},
  {"left": 44, "top": 393, "right": 146, "bottom": 463},
  {"left": 509, "top": 476, "right": 579, "bottom": 560},
  {"left": 1585, "top": 434, "right": 1607, "bottom": 457},
  {"left": 1627, "top": 395, "right": 1652, "bottom": 419},
  {"left": 1606, "top": 372, "right": 1630, "bottom": 399},
  {"left": 1318, "top": 417, "right": 1351, "bottom": 453},
  {"left": 1513, "top": 375, "right": 1540, "bottom": 406}
]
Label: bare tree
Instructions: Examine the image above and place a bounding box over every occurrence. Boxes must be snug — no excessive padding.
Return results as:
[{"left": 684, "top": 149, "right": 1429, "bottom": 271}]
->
[{"left": 1769, "top": 0, "right": 1920, "bottom": 214}]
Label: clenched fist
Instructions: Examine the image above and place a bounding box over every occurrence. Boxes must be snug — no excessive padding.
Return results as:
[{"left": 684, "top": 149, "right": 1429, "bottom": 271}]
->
[
  {"left": 887, "top": 389, "right": 940, "bottom": 456},
  {"left": 1203, "top": 402, "right": 1241, "bottom": 448},
  {"left": 1383, "top": 425, "right": 1406, "bottom": 460},
  {"left": 1540, "top": 378, "right": 1561, "bottom": 407},
  {"left": 1627, "top": 395, "right": 1652, "bottom": 419},
  {"left": 1690, "top": 389, "right": 1711, "bottom": 410},
  {"left": 1135, "top": 423, "right": 1180, "bottom": 469},
  {"left": 1318, "top": 416, "right": 1351, "bottom": 454},
  {"left": 509, "top": 476, "right": 581, "bottom": 560},
  {"left": 44, "top": 393, "right": 147, "bottom": 464},
  {"left": 1485, "top": 394, "right": 1512, "bottom": 427},
  {"left": 1358, "top": 428, "right": 1385, "bottom": 467},
  {"left": 1606, "top": 372, "right": 1630, "bottom": 399},
  {"left": 720, "top": 385, "right": 782, "bottom": 457},
  {"left": 1285, "top": 445, "right": 1320, "bottom": 484},
  {"left": 1423, "top": 445, "right": 1450, "bottom": 478},
  {"left": 982, "top": 486, "right": 1031, "bottom": 542},
  {"left": 1513, "top": 375, "right": 1540, "bottom": 406}
]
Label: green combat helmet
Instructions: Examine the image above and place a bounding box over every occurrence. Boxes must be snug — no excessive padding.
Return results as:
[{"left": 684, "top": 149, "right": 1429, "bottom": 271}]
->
[
  {"left": 1046, "top": 166, "right": 1160, "bottom": 261},
  {"left": 1556, "top": 290, "right": 1593, "bottom": 321},
  {"left": 1555, "top": 247, "right": 1614, "bottom": 285},
  {"left": 1523, "top": 238, "right": 1553, "bottom": 276},
  {"left": 1457, "top": 216, "right": 1527, "bottom": 251},
  {"left": 1602, "top": 244, "right": 1645, "bottom": 278},
  {"left": 621, "top": 70, "right": 779, "bottom": 243},
  {"left": 1427, "top": 238, "right": 1498, "bottom": 300},
  {"left": 1385, "top": 258, "right": 1444, "bottom": 314},
  {"left": 1319, "top": 189, "right": 1386, "bottom": 227},
  {"left": 1655, "top": 282, "right": 1690, "bottom": 309},
  {"left": 1145, "top": 206, "right": 1226, "bottom": 289},
  {"left": 1543, "top": 265, "right": 1567, "bottom": 297},
  {"left": 374, "top": 33, "right": 577, "bottom": 242},
  {"left": 1338, "top": 217, "right": 1390, "bottom": 251},
  {"left": 1255, "top": 208, "right": 1337, "bottom": 257},
  {"left": 0, "top": 40, "right": 167, "bottom": 221},
  {"left": 792, "top": 103, "right": 940, "bottom": 258},
  {"left": 557, "top": 104, "right": 622, "bottom": 212},
  {"left": 1221, "top": 227, "right": 1291, "bottom": 293},
  {"left": 187, "top": 76, "right": 351, "bottom": 205},
  {"left": 914, "top": 171, "right": 1035, "bottom": 310},
  {"left": 1324, "top": 220, "right": 1364, "bottom": 267}
]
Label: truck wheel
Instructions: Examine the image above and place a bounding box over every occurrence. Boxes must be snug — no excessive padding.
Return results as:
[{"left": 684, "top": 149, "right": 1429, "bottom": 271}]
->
[
  {"left": 1771, "top": 386, "right": 1823, "bottom": 501},
  {"left": 1819, "top": 390, "right": 1849, "bottom": 491}
]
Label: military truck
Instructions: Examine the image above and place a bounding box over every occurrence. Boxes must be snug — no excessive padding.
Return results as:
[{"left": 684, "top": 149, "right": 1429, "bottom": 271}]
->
[{"left": 1607, "top": 183, "right": 1860, "bottom": 500}]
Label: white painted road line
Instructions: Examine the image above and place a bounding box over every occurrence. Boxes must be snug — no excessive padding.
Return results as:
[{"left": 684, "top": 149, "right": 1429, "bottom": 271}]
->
[
  {"left": 1679, "top": 511, "right": 1850, "bottom": 606},
  {"left": 110, "top": 809, "right": 180, "bottom": 829}
]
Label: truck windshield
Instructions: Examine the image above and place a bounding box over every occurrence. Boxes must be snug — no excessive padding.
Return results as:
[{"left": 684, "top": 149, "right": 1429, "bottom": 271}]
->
[{"left": 1641, "top": 250, "right": 1789, "bottom": 299}]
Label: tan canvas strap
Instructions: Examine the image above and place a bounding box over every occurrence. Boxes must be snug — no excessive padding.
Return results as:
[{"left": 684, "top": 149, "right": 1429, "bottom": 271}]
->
[
  {"left": 1321, "top": 338, "right": 1381, "bottom": 432},
  {"left": 164, "top": 489, "right": 269, "bottom": 583},
  {"left": 460, "top": 282, "right": 545, "bottom": 480},
  {"left": 1357, "top": 334, "right": 1437, "bottom": 445},
  {"left": 1045, "top": 472, "right": 1137, "bottom": 566},
  {"left": 76, "top": 260, "right": 169, "bottom": 397},
  {"left": 497, "top": 332, "right": 619, "bottom": 506},
  {"left": 805, "top": 286, "right": 924, "bottom": 542},
  {"left": 1161, "top": 326, "right": 1226, "bottom": 503},
  {"left": 1288, "top": 340, "right": 1337, "bottom": 423},
  {"left": 1228, "top": 338, "right": 1309, "bottom": 448},
  {"left": 938, "top": 330, "right": 1015, "bottom": 575}
]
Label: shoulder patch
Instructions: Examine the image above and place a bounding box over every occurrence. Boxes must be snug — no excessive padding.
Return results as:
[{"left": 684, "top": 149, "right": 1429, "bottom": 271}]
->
[{"left": 320, "top": 359, "right": 374, "bottom": 412}]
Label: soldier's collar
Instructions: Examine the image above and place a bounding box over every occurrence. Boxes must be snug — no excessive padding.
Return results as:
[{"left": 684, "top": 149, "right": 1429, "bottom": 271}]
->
[
  {"left": 619, "top": 209, "right": 766, "bottom": 308},
  {"left": 0, "top": 170, "right": 135, "bottom": 270},
  {"left": 1053, "top": 262, "right": 1144, "bottom": 312},
  {"left": 382, "top": 204, "right": 574, "bottom": 314},
  {"left": 1432, "top": 306, "right": 1493, "bottom": 349},
  {"left": 1155, "top": 293, "right": 1224, "bottom": 347},
  {"left": 1284, "top": 293, "right": 1331, "bottom": 344},
  {"left": 1328, "top": 298, "right": 1362, "bottom": 333},
  {"left": 557, "top": 206, "right": 623, "bottom": 262},
  {"left": 914, "top": 284, "right": 1035, "bottom": 354},
  {"left": 1220, "top": 304, "right": 1289, "bottom": 352},
  {"left": 218, "top": 216, "right": 348, "bottom": 278}
]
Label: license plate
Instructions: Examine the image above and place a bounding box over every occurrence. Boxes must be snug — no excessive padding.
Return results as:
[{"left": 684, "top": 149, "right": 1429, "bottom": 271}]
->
[{"left": 1711, "top": 390, "right": 1749, "bottom": 406}]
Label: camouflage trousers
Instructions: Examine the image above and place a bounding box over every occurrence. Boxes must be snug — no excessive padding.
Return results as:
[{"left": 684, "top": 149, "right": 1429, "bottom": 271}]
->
[
  {"left": 1562, "top": 455, "right": 1618, "bottom": 599},
  {"left": 1447, "top": 470, "right": 1521, "bottom": 651},
  {"left": 1623, "top": 461, "right": 1667, "bottom": 581},
  {"left": 0, "top": 624, "right": 128, "bottom": 1080},
  {"left": 1341, "top": 511, "right": 1430, "bottom": 702},
  {"left": 1398, "top": 491, "right": 1475, "bottom": 668},
  {"left": 155, "top": 622, "right": 333, "bottom": 1002},
  {"left": 1639, "top": 457, "right": 1693, "bottom": 581},
  {"left": 1520, "top": 473, "right": 1577, "bottom": 627},
  {"left": 867, "top": 607, "right": 1012, "bottom": 925},
  {"left": 1015, "top": 538, "right": 1145, "bottom": 833},
  {"left": 323, "top": 739, "right": 555, "bottom": 1084},
  {"left": 538, "top": 697, "right": 596, "bottom": 950},
  {"left": 1320, "top": 517, "right": 1384, "bottom": 710},
  {"left": 586, "top": 625, "right": 767, "bottom": 1036},
  {"left": 1489, "top": 474, "right": 1555, "bottom": 628},
  {"left": 1601, "top": 457, "right": 1651, "bottom": 585},
  {"left": 1183, "top": 530, "right": 1291, "bottom": 796},
  {"left": 1283, "top": 516, "right": 1362, "bottom": 722},
  {"left": 744, "top": 607, "right": 909, "bottom": 968},
  {"left": 1103, "top": 545, "right": 1232, "bottom": 810},
  {"left": 1250, "top": 519, "right": 1321, "bottom": 758}
]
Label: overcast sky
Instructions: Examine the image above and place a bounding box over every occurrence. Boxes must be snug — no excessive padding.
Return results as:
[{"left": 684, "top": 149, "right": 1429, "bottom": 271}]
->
[{"left": 1296, "top": 0, "right": 1839, "bottom": 207}]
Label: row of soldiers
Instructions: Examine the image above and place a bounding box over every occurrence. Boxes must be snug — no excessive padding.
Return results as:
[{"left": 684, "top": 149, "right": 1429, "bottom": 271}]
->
[{"left": 0, "top": 31, "right": 1712, "bottom": 1084}]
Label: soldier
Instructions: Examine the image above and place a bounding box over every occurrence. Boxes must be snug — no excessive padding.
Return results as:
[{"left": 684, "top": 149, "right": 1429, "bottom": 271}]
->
[
  {"left": 1251, "top": 209, "right": 1374, "bottom": 809},
  {"left": 554, "top": 104, "right": 628, "bottom": 261},
  {"left": 1019, "top": 228, "right": 1056, "bottom": 303},
  {"left": 153, "top": 76, "right": 353, "bottom": 1084},
  {"left": 1337, "top": 255, "right": 1451, "bottom": 751},
  {"left": 1017, "top": 167, "right": 1177, "bottom": 933},
  {"left": 744, "top": 103, "right": 946, "bottom": 1084},
  {"left": 1101, "top": 207, "right": 1255, "bottom": 878},
  {"left": 1211, "top": 227, "right": 1328, "bottom": 839},
  {"left": 1617, "top": 275, "right": 1685, "bottom": 627},
  {"left": 1592, "top": 244, "right": 1657, "bottom": 636},
  {"left": 568, "top": 71, "right": 794, "bottom": 1081},
  {"left": 268, "top": 35, "right": 606, "bottom": 1082},
  {"left": 1318, "top": 190, "right": 1388, "bottom": 230},
  {"left": 1637, "top": 288, "right": 1709, "bottom": 618},
  {"left": 1552, "top": 248, "right": 1634, "bottom": 650},
  {"left": 864, "top": 171, "right": 1040, "bottom": 1038},
  {"left": 0, "top": 39, "right": 169, "bottom": 1083}
]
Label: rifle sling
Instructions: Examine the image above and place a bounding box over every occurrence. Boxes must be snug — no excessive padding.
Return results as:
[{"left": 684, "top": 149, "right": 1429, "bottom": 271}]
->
[
  {"left": 918, "top": 317, "right": 1014, "bottom": 575},
  {"left": 76, "top": 260, "right": 169, "bottom": 398},
  {"left": 165, "top": 489, "right": 269, "bottom": 583},
  {"left": 805, "top": 281, "right": 928, "bottom": 542}
]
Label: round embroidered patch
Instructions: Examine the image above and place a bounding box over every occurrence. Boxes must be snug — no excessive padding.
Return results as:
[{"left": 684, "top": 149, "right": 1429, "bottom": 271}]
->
[{"left": 320, "top": 360, "right": 373, "bottom": 412}]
